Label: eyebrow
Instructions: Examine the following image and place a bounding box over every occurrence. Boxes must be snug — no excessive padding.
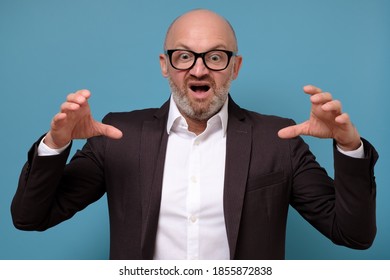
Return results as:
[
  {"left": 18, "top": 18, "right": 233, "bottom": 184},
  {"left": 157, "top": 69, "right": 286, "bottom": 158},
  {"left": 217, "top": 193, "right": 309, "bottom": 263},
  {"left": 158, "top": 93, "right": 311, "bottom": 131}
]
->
[{"left": 172, "top": 43, "right": 230, "bottom": 51}]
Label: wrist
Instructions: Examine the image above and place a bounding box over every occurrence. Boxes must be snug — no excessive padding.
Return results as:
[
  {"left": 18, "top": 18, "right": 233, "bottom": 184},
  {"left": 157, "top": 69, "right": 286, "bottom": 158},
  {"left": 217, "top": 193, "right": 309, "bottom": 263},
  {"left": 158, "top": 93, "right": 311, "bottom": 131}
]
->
[
  {"left": 39, "top": 137, "right": 70, "bottom": 156},
  {"left": 336, "top": 138, "right": 362, "bottom": 152},
  {"left": 44, "top": 131, "right": 70, "bottom": 149}
]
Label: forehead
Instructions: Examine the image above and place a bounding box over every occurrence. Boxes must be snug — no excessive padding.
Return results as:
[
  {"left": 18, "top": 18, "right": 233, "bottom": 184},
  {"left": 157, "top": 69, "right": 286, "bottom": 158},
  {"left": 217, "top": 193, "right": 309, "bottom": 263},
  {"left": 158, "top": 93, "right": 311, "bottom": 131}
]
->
[{"left": 165, "top": 11, "right": 236, "bottom": 51}]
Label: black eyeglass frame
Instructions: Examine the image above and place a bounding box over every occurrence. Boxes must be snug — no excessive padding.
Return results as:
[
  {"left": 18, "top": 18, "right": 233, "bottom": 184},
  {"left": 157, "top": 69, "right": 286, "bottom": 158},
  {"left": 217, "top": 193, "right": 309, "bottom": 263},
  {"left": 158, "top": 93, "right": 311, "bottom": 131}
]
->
[{"left": 164, "top": 49, "right": 237, "bottom": 71}]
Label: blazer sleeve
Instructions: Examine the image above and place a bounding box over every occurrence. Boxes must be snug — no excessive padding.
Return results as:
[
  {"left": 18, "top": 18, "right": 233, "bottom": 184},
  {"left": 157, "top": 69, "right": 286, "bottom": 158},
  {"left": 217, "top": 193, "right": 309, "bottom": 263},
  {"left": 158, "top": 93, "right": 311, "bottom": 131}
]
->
[
  {"left": 290, "top": 137, "right": 379, "bottom": 249},
  {"left": 11, "top": 134, "right": 107, "bottom": 231}
]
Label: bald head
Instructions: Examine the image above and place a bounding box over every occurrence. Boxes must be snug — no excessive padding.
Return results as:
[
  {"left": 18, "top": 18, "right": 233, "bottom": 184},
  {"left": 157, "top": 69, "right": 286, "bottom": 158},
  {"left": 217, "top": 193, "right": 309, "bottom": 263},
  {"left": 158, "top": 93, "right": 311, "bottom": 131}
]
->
[{"left": 164, "top": 9, "right": 238, "bottom": 52}]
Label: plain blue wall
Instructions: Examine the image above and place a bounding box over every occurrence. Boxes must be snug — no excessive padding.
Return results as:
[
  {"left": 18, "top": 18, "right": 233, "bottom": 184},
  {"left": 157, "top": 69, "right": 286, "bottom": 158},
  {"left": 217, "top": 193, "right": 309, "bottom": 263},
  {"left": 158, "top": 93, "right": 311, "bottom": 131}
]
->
[{"left": 1, "top": 0, "right": 389, "bottom": 259}]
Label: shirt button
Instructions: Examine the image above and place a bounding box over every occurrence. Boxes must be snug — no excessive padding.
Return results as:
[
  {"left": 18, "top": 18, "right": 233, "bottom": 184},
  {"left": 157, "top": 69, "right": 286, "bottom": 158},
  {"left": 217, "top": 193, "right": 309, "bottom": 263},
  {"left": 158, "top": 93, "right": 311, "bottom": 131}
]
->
[
  {"left": 191, "top": 176, "right": 197, "bottom": 183},
  {"left": 189, "top": 215, "right": 198, "bottom": 223}
]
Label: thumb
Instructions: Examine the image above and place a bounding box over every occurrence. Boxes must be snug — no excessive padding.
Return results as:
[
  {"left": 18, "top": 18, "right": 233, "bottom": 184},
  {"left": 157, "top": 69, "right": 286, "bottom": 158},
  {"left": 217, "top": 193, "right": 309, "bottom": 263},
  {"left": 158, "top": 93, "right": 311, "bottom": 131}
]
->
[
  {"left": 278, "top": 123, "right": 306, "bottom": 139},
  {"left": 95, "top": 122, "right": 123, "bottom": 139}
]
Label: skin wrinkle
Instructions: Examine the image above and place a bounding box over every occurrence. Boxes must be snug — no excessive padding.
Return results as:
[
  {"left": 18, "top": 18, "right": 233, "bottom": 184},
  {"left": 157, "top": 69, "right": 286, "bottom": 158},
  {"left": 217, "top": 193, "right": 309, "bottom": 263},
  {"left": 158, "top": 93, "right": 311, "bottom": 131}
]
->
[
  {"left": 168, "top": 73, "right": 232, "bottom": 121},
  {"left": 160, "top": 9, "right": 243, "bottom": 134}
]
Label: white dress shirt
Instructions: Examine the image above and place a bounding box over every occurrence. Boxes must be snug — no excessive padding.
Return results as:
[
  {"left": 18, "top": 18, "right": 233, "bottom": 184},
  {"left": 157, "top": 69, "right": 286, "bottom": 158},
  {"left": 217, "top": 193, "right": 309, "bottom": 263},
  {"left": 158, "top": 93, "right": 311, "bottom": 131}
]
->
[{"left": 153, "top": 96, "right": 230, "bottom": 260}]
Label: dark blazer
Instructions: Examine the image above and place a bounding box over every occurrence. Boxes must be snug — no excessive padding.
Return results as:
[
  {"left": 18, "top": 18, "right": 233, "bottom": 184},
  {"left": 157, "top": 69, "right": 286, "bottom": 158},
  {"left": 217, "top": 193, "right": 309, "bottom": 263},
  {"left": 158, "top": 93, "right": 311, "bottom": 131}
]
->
[{"left": 11, "top": 97, "right": 378, "bottom": 259}]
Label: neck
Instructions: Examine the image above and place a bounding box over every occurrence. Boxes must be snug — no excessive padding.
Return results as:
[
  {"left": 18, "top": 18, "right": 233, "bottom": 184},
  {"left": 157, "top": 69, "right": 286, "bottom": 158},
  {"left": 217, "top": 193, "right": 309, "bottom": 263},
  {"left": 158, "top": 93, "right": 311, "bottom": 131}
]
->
[{"left": 185, "top": 117, "right": 208, "bottom": 135}]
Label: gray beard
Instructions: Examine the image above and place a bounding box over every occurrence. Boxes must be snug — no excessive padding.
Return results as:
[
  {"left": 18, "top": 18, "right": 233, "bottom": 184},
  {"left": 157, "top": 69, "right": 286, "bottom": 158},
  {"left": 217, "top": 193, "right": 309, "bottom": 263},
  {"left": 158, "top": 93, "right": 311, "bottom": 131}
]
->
[{"left": 168, "top": 76, "right": 232, "bottom": 121}]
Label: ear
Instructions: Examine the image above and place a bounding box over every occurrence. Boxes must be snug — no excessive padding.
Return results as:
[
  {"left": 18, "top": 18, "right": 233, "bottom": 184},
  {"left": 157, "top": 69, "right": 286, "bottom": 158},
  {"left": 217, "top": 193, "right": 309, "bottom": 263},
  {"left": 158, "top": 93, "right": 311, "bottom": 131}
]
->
[
  {"left": 231, "top": 55, "right": 243, "bottom": 80},
  {"left": 159, "top": 54, "right": 169, "bottom": 78}
]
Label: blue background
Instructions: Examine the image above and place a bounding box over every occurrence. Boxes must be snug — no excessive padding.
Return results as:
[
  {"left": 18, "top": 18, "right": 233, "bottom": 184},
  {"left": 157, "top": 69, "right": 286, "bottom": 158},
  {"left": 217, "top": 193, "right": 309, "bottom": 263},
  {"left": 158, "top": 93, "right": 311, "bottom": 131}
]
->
[{"left": 1, "top": 0, "right": 389, "bottom": 259}]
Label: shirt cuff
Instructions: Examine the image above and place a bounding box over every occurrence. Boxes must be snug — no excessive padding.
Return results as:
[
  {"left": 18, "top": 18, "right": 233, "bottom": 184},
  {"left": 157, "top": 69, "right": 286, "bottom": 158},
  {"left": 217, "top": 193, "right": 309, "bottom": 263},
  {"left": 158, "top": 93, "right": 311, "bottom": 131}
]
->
[
  {"left": 336, "top": 140, "right": 364, "bottom": 159},
  {"left": 37, "top": 137, "right": 71, "bottom": 156}
]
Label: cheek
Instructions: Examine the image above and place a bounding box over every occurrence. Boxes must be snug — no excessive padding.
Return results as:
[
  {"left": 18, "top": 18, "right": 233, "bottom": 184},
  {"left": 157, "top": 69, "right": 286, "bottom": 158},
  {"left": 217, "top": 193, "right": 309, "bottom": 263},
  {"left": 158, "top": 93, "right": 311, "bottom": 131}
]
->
[
  {"left": 168, "top": 71, "right": 186, "bottom": 87},
  {"left": 214, "top": 72, "right": 233, "bottom": 87}
]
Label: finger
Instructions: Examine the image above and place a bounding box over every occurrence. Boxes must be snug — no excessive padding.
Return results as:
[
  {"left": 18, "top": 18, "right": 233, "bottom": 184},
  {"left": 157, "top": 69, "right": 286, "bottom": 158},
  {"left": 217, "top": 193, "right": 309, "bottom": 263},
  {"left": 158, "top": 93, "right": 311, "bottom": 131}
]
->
[
  {"left": 310, "top": 92, "right": 333, "bottom": 104},
  {"left": 74, "top": 89, "right": 91, "bottom": 99},
  {"left": 61, "top": 90, "right": 92, "bottom": 113},
  {"left": 60, "top": 101, "right": 81, "bottom": 113},
  {"left": 278, "top": 122, "right": 308, "bottom": 139},
  {"left": 321, "top": 99, "right": 342, "bottom": 113},
  {"left": 51, "top": 112, "right": 68, "bottom": 129},
  {"left": 303, "top": 84, "right": 323, "bottom": 95},
  {"left": 95, "top": 123, "right": 123, "bottom": 139},
  {"left": 66, "top": 90, "right": 90, "bottom": 105},
  {"left": 335, "top": 112, "right": 351, "bottom": 125}
]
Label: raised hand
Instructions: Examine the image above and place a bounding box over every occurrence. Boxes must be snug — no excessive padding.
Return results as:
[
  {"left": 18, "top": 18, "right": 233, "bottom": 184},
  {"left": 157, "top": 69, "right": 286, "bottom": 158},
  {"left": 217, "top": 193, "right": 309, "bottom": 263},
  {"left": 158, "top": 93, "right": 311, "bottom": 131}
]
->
[
  {"left": 44, "top": 89, "right": 123, "bottom": 149},
  {"left": 278, "top": 85, "right": 361, "bottom": 151}
]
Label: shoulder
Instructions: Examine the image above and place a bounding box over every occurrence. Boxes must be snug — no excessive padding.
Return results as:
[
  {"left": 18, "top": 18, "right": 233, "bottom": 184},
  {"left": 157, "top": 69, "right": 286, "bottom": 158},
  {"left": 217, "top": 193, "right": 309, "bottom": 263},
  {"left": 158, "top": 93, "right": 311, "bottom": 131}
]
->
[
  {"left": 98, "top": 109, "right": 162, "bottom": 138},
  {"left": 240, "top": 109, "right": 296, "bottom": 148},
  {"left": 101, "top": 99, "right": 170, "bottom": 129},
  {"left": 102, "top": 108, "right": 159, "bottom": 124},
  {"left": 228, "top": 99, "right": 295, "bottom": 131},
  {"left": 243, "top": 109, "right": 294, "bottom": 128},
  {"left": 228, "top": 95, "right": 294, "bottom": 128}
]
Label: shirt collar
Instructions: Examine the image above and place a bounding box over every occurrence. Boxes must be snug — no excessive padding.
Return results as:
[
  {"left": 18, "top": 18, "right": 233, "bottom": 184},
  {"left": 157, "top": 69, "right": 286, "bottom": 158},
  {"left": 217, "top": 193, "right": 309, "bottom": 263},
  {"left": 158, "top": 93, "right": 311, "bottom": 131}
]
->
[{"left": 166, "top": 95, "right": 229, "bottom": 136}]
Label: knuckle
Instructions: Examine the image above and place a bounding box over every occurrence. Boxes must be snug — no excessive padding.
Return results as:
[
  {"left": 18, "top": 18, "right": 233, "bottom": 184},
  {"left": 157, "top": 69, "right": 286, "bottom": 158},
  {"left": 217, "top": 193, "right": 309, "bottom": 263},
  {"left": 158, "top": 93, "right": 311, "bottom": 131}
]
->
[
  {"left": 60, "top": 102, "right": 67, "bottom": 111},
  {"left": 333, "top": 100, "right": 341, "bottom": 107},
  {"left": 323, "top": 92, "right": 332, "bottom": 99}
]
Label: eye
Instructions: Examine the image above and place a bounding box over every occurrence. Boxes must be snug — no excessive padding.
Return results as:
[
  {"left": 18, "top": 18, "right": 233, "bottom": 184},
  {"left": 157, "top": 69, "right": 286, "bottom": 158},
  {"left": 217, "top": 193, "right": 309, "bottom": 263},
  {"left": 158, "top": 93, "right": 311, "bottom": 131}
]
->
[
  {"left": 209, "top": 54, "right": 222, "bottom": 62},
  {"left": 206, "top": 51, "right": 227, "bottom": 65},
  {"left": 177, "top": 52, "right": 193, "bottom": 61}
]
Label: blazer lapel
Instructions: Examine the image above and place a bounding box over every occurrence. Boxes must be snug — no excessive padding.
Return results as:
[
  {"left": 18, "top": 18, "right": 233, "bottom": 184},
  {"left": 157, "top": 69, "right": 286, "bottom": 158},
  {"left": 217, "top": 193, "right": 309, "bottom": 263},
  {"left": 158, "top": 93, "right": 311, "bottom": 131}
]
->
[
  {"left": 138, "top": 97, "right": 251, "bottom": 259},
  {"left": 140, "top": 101, "right": 169, "bottom": 259},
  {"left": 224, "top": 98, "right": 252, "bottom": 259}
]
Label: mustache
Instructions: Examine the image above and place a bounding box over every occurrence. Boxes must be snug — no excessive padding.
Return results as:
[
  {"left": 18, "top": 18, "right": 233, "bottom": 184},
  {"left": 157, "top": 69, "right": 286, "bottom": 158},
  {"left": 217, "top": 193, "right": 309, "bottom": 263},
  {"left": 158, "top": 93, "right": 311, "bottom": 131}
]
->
[{"left": 185, "top": 75, "right": 215, "bottom": 85}]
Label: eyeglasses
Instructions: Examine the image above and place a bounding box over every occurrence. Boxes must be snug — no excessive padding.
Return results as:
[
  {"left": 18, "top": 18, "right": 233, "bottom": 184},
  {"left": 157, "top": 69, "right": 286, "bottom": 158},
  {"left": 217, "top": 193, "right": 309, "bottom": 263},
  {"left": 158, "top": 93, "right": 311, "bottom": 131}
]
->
[{"left": 164, "top": 49, "right": 237, "bottom": 71}]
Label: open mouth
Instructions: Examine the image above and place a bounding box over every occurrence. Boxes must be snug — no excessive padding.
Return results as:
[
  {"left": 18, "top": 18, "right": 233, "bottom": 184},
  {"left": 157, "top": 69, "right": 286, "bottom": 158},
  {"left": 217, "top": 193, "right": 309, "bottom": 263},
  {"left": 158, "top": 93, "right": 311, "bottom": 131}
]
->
[{"left": 190, "top": 85, "right": 210, "bottom": 92}]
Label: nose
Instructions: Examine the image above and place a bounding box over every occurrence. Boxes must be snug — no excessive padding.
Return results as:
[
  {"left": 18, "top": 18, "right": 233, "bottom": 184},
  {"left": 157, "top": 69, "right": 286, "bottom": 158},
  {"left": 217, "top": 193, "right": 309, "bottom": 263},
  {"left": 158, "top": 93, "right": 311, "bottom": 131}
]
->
[{"left": 189, "top": 57, "right": 210, "bottom": 77}]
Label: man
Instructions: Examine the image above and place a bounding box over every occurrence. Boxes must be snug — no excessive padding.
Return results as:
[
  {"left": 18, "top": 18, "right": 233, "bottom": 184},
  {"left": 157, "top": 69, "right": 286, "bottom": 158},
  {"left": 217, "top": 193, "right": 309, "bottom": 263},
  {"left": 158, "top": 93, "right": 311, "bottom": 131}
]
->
[{"left": 12, "top": 9, "right": 378, "bottom": 260}]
